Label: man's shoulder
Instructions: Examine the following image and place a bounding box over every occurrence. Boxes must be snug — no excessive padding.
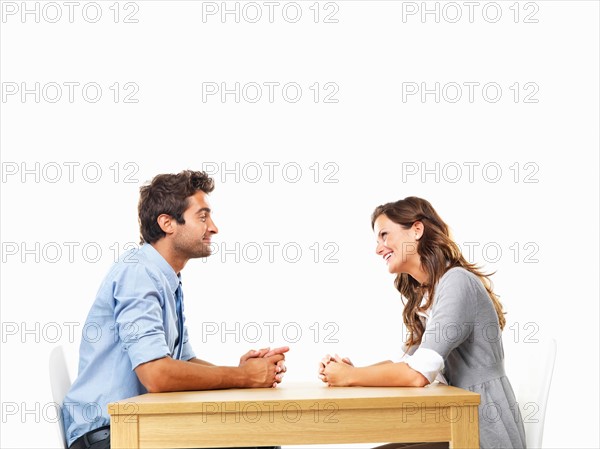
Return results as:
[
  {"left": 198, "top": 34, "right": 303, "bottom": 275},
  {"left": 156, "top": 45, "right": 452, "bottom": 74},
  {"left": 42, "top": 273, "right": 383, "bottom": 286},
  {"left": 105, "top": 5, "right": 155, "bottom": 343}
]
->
[{"left": 104, "top": 246, "right": 161, "bottom": 282}]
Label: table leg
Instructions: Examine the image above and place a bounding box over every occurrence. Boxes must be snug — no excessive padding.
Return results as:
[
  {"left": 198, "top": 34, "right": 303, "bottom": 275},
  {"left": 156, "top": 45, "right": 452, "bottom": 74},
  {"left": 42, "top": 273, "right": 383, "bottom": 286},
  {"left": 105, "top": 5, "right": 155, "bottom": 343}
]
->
[
  {"left": 449, "top": 405, "right": 479, "bottom": 449},
  {"left": 110, "top": 414, "right": 139, "bottom": 449}
]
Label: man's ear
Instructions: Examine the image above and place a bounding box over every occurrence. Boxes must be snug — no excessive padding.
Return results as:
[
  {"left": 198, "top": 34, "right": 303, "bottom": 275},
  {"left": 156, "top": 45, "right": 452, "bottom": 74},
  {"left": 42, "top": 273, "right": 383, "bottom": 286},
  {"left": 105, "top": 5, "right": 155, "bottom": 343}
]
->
[{"left": 156, "top": 214, "right": 176, "bottom": 236}]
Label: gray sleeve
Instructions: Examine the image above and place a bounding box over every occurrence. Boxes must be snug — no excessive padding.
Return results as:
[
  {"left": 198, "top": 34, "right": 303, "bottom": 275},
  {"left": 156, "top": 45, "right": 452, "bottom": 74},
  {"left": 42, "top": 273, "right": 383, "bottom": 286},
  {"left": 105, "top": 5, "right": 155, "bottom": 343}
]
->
[
  {"left": 419, "top": 269, "right": 478, "bottom": 359},
  {"left": 394, "top": 342, "right": 419, "bottom": 363}
]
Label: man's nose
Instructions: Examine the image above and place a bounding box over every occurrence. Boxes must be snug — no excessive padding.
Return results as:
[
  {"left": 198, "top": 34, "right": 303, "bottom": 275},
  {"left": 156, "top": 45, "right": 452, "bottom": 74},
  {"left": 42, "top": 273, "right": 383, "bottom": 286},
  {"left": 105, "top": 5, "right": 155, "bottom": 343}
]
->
[{"left": 208, "top": 218, "right": 219, "bottom": 235}]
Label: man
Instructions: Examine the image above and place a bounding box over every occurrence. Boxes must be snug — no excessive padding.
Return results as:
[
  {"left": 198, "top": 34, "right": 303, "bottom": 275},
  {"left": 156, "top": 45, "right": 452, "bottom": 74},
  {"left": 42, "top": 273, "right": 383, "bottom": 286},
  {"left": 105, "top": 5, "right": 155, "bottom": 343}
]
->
[{"left": 63, "top": 170, "right": 288, "bottom": 449}]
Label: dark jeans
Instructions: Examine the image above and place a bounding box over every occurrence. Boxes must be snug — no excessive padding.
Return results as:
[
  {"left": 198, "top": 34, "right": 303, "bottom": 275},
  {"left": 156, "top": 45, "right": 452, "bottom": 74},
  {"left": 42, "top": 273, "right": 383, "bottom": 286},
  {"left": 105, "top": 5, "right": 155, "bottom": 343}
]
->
[{"left": 69, "top": 426, "right": 110, "bottom": 449}]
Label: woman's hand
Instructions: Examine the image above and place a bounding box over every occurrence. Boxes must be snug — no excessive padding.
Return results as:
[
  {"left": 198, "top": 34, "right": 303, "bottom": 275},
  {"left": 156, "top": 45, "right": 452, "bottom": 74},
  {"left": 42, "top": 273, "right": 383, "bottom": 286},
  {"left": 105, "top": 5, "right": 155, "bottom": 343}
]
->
[
  {"left": 339, "top": 355, "right": 353, "bottom": 366},
  {"left": 318, "top": 353, "right": 355, "bottom": 386},
  {"left": 317, "top": 354, "right": 331, "bottom": 383},
  {"left": 323, "top": 357, "right": 355, "bottom": 386}
]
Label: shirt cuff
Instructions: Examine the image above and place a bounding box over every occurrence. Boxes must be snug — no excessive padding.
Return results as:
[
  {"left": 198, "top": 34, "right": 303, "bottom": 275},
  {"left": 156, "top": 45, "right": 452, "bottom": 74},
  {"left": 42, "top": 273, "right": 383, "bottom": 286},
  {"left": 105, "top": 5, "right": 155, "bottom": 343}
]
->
[
  {"left": 181, "top": 341, "right": 196, "bottom": 361},
  {"left": 405, "top": 348, "right": 445, "bottom": 384},
  {"left": 433, "top": 371, "right": 449, "bottom": 385},
  {"left": 126, "top": 334, "right": 170, "bottom": 370}
]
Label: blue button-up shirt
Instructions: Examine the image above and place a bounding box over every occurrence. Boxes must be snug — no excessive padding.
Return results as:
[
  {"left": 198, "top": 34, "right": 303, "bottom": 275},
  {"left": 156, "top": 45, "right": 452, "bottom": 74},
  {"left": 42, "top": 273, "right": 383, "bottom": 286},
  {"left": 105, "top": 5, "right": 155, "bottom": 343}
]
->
[{"left": 62, "top": 243, "right": 195, "bottom": 446}]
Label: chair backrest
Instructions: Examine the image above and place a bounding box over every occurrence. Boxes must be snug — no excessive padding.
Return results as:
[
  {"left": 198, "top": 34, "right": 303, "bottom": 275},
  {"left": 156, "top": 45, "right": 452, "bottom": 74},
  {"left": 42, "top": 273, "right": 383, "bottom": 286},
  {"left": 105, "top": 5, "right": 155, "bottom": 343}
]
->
[
  {"left": 49, "top": 346, "right": 72, "bottom": 449},
  {"left": 515, "top": 338, "right": 557, "bottom": 449}
]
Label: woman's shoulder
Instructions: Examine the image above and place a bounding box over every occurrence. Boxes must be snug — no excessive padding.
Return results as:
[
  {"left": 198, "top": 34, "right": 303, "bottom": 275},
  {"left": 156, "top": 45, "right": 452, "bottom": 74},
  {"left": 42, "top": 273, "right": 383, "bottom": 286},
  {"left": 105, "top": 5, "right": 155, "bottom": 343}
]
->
[
  {"left": 440, "top": 266, "right": 478, "bottom": 282},
  {"left": 438, "top": 267, "right": 485, "bottom": 294}
]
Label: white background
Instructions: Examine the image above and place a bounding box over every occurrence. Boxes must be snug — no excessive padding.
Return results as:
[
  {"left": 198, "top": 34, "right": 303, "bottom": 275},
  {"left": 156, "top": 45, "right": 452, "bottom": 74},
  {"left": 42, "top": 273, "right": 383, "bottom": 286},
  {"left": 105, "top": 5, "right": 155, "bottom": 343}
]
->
[{"left": 1, "top": 1, "right": 598, "bottom": 448}]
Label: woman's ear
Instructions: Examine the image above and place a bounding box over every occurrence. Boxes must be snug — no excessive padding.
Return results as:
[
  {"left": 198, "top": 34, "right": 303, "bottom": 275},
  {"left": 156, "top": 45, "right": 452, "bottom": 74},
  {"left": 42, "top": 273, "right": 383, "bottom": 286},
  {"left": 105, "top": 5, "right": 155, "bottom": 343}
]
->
[
  {"left": 413, "top": 221, "right": 424, "bottom": 240},
  {"left": 156, "top": 214, "right": 175, "bottom": 235}
]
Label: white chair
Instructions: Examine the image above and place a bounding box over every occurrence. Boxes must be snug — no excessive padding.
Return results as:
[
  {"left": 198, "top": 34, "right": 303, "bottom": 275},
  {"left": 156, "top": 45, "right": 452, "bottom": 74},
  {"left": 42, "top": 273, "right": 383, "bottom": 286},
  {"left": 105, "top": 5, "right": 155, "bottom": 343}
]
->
[
  {"left": 49, "top": 346, "right": 72, "bottom": 449},
  {"left": 515, "top": 339, "right": 557, "bottom": 449}
]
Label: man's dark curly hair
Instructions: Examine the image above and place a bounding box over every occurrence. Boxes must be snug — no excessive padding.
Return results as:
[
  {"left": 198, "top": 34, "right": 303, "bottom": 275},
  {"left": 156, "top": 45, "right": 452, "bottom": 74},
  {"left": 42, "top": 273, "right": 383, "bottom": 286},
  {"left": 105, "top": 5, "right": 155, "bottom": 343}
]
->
[{"left": 138, "top": 170, "right": 215, "bottom": 244}]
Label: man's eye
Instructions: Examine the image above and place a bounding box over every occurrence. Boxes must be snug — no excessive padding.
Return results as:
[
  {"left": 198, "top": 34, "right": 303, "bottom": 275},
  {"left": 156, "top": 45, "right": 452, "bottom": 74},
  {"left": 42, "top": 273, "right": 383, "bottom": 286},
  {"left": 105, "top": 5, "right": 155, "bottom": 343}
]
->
[{"left": 200, "top": 216, "right": 207, "bottom": 222}]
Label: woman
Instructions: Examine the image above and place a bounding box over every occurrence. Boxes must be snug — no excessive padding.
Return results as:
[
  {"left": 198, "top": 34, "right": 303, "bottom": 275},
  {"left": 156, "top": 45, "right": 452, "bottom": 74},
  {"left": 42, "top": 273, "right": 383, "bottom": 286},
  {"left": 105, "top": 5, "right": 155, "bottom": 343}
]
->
[{"left": 318, "top": 197, "right": 526, "bottom": 449}]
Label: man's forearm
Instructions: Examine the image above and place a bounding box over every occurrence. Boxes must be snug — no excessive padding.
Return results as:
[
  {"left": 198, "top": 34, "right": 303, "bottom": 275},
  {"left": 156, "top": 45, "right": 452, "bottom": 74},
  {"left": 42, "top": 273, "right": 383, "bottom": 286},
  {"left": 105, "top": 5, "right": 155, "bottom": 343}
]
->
[
  {"left": 188, "top": 357, "right": 216, "bottom": 366},
  {"left": 136, "top": 357, "right": 246, "bottom": 392}
]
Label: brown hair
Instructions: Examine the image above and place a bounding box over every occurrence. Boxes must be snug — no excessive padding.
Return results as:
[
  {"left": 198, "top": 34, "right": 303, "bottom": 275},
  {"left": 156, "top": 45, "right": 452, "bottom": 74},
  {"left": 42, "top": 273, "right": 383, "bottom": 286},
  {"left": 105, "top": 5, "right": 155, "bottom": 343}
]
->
[
  {"left": 138, "top": 170, "right": 215, "bottom": 244},
  {"left": 371, "top": 196, "right": 505, "bottom": 348}
]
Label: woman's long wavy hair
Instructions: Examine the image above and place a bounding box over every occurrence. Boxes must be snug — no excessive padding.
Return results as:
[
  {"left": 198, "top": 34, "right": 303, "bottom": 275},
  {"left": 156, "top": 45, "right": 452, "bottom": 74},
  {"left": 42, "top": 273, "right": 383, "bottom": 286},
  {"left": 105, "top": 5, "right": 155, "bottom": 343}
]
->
[{"left": 371, "top": 196, "right": 505, "bottom": 348}]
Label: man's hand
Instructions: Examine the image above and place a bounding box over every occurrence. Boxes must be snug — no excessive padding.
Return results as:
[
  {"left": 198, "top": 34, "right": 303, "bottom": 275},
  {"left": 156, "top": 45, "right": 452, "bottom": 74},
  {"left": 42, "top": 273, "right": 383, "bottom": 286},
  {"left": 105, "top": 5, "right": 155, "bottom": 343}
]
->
[
  {"left": 262, "top": 346, "right": 289, "bottom": 357},
  {"left": 239, "top": 348, "right": 267, "bottom": 365},
  {"left": 240, "top": 346, "right": 289, "bottom": 387},
  {"left": 264, "top": 346, "right": 288, "bottom": 386},
  {"left": 239, "top": 354, "right": 285, "bottom": 388}
]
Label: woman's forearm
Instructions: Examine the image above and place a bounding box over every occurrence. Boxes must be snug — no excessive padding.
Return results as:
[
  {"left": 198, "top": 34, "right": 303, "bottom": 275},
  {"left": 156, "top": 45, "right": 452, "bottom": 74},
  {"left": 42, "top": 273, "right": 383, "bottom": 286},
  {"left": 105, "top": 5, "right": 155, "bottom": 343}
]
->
[
  {"left": 350, "top": 362, "right": 429, "bottom": 387},
  {"left": 368, "top": 360, "right": 394, "bottom": 367}
]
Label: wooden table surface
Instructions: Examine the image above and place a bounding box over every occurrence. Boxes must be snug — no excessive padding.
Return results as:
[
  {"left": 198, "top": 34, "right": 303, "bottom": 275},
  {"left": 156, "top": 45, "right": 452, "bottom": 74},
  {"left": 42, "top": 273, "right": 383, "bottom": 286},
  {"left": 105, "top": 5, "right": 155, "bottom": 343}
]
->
[{"left": 109, "top": 382, "right": 480, "bottom": 448}]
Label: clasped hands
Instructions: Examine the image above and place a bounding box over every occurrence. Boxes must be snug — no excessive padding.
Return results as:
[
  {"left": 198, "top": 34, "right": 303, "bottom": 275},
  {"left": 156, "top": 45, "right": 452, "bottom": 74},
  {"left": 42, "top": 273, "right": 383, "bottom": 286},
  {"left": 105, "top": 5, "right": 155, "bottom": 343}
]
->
[
  {"left": 238, "top": 346, "right": 289, "bottom": 388},
  {"left": 237, "top": 348, "right": 356, "bottom": 388},
  {"left": 318, "top": 353, "right": 354, "bottom": 387}
]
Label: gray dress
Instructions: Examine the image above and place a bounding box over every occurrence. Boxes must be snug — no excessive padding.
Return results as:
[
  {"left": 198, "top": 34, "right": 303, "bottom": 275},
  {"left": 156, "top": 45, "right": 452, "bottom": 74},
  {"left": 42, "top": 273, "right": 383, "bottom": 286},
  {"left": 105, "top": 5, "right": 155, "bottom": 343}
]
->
[{"left": 417, "top": 267, "right": 527, "bottom": 449}]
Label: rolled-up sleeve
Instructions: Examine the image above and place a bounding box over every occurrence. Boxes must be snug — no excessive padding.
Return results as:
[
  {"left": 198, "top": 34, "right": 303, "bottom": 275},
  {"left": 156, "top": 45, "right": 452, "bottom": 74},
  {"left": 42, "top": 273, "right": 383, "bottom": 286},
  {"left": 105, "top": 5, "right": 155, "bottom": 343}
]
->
[
  {"left": 112, "top": 264, "right": 170, "bottom": 370},
  {"left": 404, "top": 348, "right": 445, "bottom": 383}
]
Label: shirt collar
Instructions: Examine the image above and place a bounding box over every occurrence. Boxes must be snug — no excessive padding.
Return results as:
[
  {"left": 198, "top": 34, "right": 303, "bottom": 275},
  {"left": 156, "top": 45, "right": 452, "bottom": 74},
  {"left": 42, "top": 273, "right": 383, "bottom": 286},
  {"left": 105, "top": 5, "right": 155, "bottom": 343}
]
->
[{"left": 139, "top": 243, "right": 181, "bottom": 294}]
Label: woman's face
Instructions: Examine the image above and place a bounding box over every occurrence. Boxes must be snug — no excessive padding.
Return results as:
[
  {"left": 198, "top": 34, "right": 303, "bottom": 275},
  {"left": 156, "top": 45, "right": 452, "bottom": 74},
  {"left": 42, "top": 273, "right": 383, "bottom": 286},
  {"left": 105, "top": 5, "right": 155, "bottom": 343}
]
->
[{"left": 373, "top": 214, "right": 421, "bottom": 274}]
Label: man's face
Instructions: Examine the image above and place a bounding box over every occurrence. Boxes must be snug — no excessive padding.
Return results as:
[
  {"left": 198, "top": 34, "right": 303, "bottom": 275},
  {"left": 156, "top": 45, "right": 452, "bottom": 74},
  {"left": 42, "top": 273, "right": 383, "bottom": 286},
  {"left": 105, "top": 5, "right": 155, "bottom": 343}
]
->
[{"left": 171, "top": 191, "right": 218, "bottom": 259}]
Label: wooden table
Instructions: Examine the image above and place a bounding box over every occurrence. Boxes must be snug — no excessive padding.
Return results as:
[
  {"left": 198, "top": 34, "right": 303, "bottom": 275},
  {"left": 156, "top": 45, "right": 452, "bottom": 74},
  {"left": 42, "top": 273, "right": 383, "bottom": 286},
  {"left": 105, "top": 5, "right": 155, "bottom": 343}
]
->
[{"left": 108, "top": 382, "right": 480, "bottom": 449}]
